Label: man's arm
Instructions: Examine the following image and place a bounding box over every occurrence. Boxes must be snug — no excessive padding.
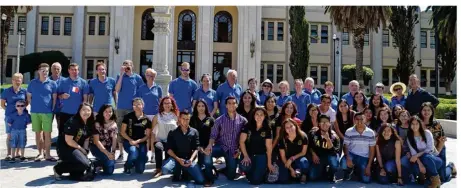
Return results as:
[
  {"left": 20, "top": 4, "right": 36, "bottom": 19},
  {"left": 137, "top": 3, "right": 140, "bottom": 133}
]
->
[
  {"left": 115, "top": 75, "right": 123, "bottom": 93},
  {"left": 425, "top": 91, "right": 440, "bottom": 108}
]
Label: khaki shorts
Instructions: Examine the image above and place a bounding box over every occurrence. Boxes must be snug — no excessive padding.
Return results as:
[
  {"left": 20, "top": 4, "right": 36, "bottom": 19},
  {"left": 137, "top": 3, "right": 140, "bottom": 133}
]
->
[{"left": 116, "top": 109, "right": 132, "bottom": 142}]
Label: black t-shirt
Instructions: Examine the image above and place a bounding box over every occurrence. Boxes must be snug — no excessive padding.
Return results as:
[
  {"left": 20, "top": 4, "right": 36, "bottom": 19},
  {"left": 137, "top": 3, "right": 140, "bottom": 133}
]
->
[
  {"left": 379, "top": 138, "right": 397, "bottom": 162},
  {"left": 241, "top": 124, "right": 272, "bottom": 156},
  {"left": 308, "top": 129, "right": 340, "bottom": 157},
  {"left": 166, "top": 127, "right": 200, "bottom": 159},
  {"left": 278, "top": 132, "right": 308, "bottom": 159},
  {"left": 237, "top": 108, "right": 252, "bottom": 121},
  {"left": 190, "top": 116, "right": 215, "bottom": 148},
  {"left": 122, "top": 112, "right": 152, "bottom": 143},
  {"left": 57, "top": 116, "right": 91, "bottom": 155}
]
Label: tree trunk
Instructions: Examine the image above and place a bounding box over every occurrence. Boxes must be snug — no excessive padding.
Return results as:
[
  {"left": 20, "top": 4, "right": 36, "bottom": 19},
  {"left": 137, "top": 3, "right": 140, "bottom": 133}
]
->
[
  {"left": 1, "top": 21, "right": 10, "bottom": 85},
  {"left": 353, "top": 27, "right": 365, "bottom": 90},
  {"left": 445, "top": 78, "right": 451, "bottom": 95}
]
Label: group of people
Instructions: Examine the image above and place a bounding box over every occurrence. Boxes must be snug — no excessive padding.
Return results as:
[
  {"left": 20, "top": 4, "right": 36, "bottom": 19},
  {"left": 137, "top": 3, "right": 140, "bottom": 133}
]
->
[{"left": 0, "top": 60, "right": 456, "bottom": 187}]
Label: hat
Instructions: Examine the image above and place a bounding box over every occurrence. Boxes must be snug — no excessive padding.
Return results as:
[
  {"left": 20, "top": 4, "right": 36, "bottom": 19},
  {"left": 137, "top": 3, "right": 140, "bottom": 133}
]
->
[
  {"left": 261, "top": 79, "right": 273, "bottom": 88},
  {"left": 390, "top": 82, "right": 407, "bottom": 96}
]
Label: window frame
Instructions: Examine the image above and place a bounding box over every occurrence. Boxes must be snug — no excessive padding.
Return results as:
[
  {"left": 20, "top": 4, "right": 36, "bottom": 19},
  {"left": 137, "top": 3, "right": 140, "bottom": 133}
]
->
[
  {"left": 421, "top": 30, "right": 427, "bottom": 48},
  {"left": 320, "top": 25, "right": 328, "bottom": 43},
  {"left": 310, "top": 24, "right": 318, "bottom": 43},
  {"left": 383, "top": 29, "right": 390, "bottom": 47},
  {"left": 213, "top": 11, "right": 233, "bottom": 43},
  {"left": 98, "top": 16, "right": 106, "bottom": 36},
  {"left": 17, "top": 16, "right": 27, "bottom": 34},
  {"left": 88, "top": 16, "right": 96, "bottom": 35},
  {"left": 267, "top": 22, "right": 274, "bottom": 41},
  {"left": 41, "top": 16, "right": 49, "bottom": 35},
  {"left": 64, "top": 17, "right": 72, "bottom": 36},
  {"left": 52, "top": 16, "right": 61, "bottom": 36},
  {"left": 277, "top": 22, "right": 284, "bottom": 41},
  {"left": 177, "top": 10, "right": 196, "bottom": 42},
  {"left": 342, "top": 29, "right": 349, "bottom": 45},
  {"left": 261, "top": 21, "right": 265, "bottom": 40}
]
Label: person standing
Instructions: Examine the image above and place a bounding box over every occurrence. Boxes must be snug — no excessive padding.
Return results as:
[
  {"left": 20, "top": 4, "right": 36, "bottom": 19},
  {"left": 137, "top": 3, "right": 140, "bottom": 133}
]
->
[
  {"left": 114, "top": 60, "right": 144, "bottom": 160},
  {"left": 49, "top": 62, "right": 64, "bottom": 125},
  {"left": 89, "top": 62, "right": 117, "bottom": 116},
  {"left": 374, "top": 82, "right": 391, "bottom": 106},
  {"left": 258, "top": 79, "right": 276, "bottom": 106},
  {"left": 291, "top": 79, "right": 311, "bottom": 121},
  {"left": 247, "top": 78, "right": 261, "bottom": 105},
  {"left": 303, "top": 77, "right": 322, "bottom": 105},
  {"left": 318, "top": 94, "right": 336, "bottom": 123},
  {"left": 7, "top": 100, "right": 31, "bottom": 162},
  {"left": 216, "top": 70, "right": 243, "bottom": 116},
  {"left": 406, "top": 74, "right": 439, "bottom": 115},
  {"left": 236, "top": 90, "right": 257, "bottom": 120},
  {"left": 1, "top": 73, "right": 27, "bottom": 160},
  {"left": 193, "top": 74, "right": 218, "bottom": 117},
  {"left": 169, "top": 62, "right": 198, "bottom": 113},
  {"left": 27, "top": 63, "right": 58, "bottom": 162},
  {"left": 389, "top": 82, "right": 407, "bottom": 108},
  {"left": 342, "top": 80, "right": 360, "bottom": 106},
  {"left": 276, "top": 81, "right": 292, "bottom": 110},
  {"left": 324, "top": 81, "right": 339, "bottom": 110}
]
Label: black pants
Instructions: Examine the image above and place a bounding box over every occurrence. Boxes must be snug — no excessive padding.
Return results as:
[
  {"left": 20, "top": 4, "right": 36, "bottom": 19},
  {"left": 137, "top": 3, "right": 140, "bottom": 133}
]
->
[
  {"left": 55, "top": 149, "right": 91, "bottom": 178},
  {"left": 58, "top": 113, "right": 74, "bottom": 136},
  {"left": 154, "top": 142, "right": 169, "bottom": 169}
]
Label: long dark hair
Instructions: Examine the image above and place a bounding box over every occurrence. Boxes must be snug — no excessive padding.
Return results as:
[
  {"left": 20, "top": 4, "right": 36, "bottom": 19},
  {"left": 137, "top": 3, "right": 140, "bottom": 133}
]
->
[
  {"left": 336, "top": 99, "right": 354, "bottom": 133},
  {"left": 264, "top": 95, "right": 279, "bottom": 115},
  {"left": 237, "top": 90, "right": 257, "bottom": 114},
  {"left": 392, "top": 104, "right": 404, "bottom": 120},
  {"left": 377, "top": 108, "right": 392, "bottom": 125},
  {"left": 301, "top": 104, "right": 320, "bottom": 133},
  {"left": 247, "top": 107, "right": 270, "bottom": 131},
  {"left": 376, "top": 124, "right": 400, "bottom": 149},
  {"left": 95, "top": 104, "right": 117, "bottom": 126},
  {"left": 352, "top": 91, "right": 367, "bottom": 112},
  {"left": 192, "top": 99, "right": 210, "bottom": 118},
  {"left": 418, "top": 102, "right": 435, "bottom": 125},
  {"left": 396, "top": 110, "right": 411, "bottom": 127},
  {"left": 407, "top": 116, "right": 427, "bottom": 153},
  {"left": 280, "top": 101, "right": 297, "bottom": 119},
  {"left": 369, "top": 93, "right": 385, "bottom": 116},
  {"left": 279, "top": 118, "right": 304, "bottom": 141},
  {"left": 75, "top": 103, "right": 95, "bottom": 127}
]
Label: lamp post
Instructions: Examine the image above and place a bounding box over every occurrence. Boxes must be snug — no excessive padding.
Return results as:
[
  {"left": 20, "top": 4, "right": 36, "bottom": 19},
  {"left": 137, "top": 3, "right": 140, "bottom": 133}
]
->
[
  {"left": 1, "top": 13, "right": 7, "bottom": 87},
  {"left": 333, "top": 34, "right": 342, "bottom": 97},
  {"left": 16, "top": 27, "right": 24, "bottom": 73}
]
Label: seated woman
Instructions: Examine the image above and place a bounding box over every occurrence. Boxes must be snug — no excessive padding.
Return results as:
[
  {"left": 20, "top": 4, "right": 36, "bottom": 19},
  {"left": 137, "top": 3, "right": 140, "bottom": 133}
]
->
[
  {"left": 369, "top": 93, "right": 389, "bottom": 117},
  {"left": 375, "top": 124, "right": 410, "bottom": 185},
  {"left": 371, "top": 108, "right": 393, "bottom": 133},
  {"left": 334, "top": 99, "right": 355, "bottom": 156},
  {"left": 90, "top": 104, "right": 117, "bottom": 175},
  {"left": 272, "top": 102, "right": 302, "bottom": 163},
  {"left": 308, "top": 115, "right": 340, "bottom": 182},
  {"left": 239, "top": 107, "right": 275, "bottom": 185},
  {"left": 278, "top": 118, "right": 309, "bottom": 184},
  {"left": 54, "top": 103, "right": 94, "bottom": 181},
  {"left": 120, "top": 98, "right": 152, "bottom": 174}
]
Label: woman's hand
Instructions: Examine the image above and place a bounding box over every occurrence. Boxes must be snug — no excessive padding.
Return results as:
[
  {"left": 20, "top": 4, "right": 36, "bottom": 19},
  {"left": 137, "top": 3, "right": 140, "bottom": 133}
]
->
[
  {"left": 410, "top": 156, "right": 418, "bottom": 163},
  {"left": 241, "top": 156, "right": 251, "bottom": 166},
  {"left": 312, "top": 154, "right": 320, "bottom": 164},
  {"left": 268, "top": 163, "right": 276, "bottom": 173},
  {"left": 419, "top": 165, "right": 426, "bottom": 174},
  {"left": 397, "top": 177, "right": 404, "bottom": 185},
  {"left": 285, "top": 158, "right": 293, "bottom": 168},
  {"left": 380, "top": 168, "right": 387, "bottom": 176},
  {"left": 289, "top": 168, "right": 296, "bottom": 178},
  {"left": 106, "top": 152, "right": 115, "bottom": 160},
  {"left": 79, "top": 147, "right": 88, "bottom": 155}
]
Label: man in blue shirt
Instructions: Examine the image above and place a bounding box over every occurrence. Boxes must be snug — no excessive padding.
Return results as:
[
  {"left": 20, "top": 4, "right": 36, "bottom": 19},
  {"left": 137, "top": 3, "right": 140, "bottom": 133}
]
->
[
  {"left": 405, "top": 74, "right": 439, "bottom": 115},
  {"left": 136, "top": 68, "right": 163, "bottom": 120},
  {"left": 27, "top": 63, "right": 57, "bottom": 162},
  {"left": 169, "top": 62, "right": 198, "bottom": 113},
  {"left": 341, "top": 80, "right": 360, "bottom": 106},
  {"left": 1, "top": 73, "right": 27, "bottom": 160},
  {"left": 57, "top": 63, "right": 89, "bottom": 136},
  {"left": 115, "top": 60, "right": 144, "bottom": 160},
  {"left": 216, "top": 69, "right": 243, "bottom": 115},
  {"left": 193, "top": 74, "right": 218, "bottom": 116},
  {"left": 374, "top": 82, "right": 390, "bottom": 106},
  {"left": 49, "top": 62, "right": 64, "bottom": 127},
  {"left": 89, "top": 62, "right": 117, "bottom": 115},
  {"left": 291, "top": 79, "right": 311, "bottom": 121},
  {"left": 304, "top": 77, "right": 322, "bottom": 105}
]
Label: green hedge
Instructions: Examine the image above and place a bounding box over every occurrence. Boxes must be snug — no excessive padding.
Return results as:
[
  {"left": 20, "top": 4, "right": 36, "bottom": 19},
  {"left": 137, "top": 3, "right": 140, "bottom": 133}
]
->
[{"left": 434, "top": 104, "right": 457, "bottom": 119}]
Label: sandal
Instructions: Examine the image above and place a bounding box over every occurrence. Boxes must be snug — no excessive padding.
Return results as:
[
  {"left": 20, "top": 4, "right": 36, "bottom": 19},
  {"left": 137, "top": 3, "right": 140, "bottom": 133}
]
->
[
  {"left": 34, "top": 154, "right": 42, "bottom": 162},
  {"left": 4, "top": 155, "right": 12, "bottom": 161},
  {"left": 20, "top": 157, "right": 27, "bottom": 161},
  {"left": 449, "top": 162, "right": 457, "bottom": 178},
  {"left": 46, "top": 157, "right": 58, "bottom": 162}
]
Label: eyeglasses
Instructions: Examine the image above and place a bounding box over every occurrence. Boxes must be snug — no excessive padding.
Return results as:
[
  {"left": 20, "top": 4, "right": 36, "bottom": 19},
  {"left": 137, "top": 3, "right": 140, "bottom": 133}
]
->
[
  {"left": 16, "top": 105, "right": 25, "bottom": 107},
  {"left": 262, "top": 85, "right": 271, "bottom": 88},
  {"left": 145, "top": 74, "right": 155, "bottom": 78},
  {"left": 393, "top": 88, "right": 402, "bottom": 91}
]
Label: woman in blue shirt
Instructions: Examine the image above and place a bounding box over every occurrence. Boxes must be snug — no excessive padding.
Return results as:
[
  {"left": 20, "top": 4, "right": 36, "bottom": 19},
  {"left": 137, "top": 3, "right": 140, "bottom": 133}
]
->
[{"left": 390, "top": 82, "right": 407, "bottom": 108}]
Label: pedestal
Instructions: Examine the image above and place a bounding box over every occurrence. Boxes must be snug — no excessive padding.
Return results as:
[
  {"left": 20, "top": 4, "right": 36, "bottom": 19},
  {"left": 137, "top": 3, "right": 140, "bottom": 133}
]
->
[{"left": 151, "top": 6, "right": 172, "bottom": 97}]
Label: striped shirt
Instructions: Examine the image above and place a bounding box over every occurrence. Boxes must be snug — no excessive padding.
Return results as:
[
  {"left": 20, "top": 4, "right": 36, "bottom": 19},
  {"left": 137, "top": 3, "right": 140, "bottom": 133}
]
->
[
  {"left": 210, "top": 113, "right": 248, "bottom": 155},
  {"left": 344, "top": 126, "right": 376, "bottom": 158}
]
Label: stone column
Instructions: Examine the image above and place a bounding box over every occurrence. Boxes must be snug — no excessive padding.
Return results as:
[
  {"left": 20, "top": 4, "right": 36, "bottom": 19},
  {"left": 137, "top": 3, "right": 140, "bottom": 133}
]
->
[
  {"left": 371, "top": 27, "right": 383, "bottom": 90},
  {"left": 72, "top": 6, "right": 86, "bottom": 69},
  {"left": 414, "top": 7, "right": 421, "bottom": 78},
  {"left": 108, "top": 6, "right": 135, "bottom": 77},
  {"left": 25, "top": 6, "right": 37, "bottom": 54},
  {"left": 197, "top": 6, "right": 214, "bottom": 78},
  {"left": 151, "top": 6, "right": 172, "bottom": 97}
]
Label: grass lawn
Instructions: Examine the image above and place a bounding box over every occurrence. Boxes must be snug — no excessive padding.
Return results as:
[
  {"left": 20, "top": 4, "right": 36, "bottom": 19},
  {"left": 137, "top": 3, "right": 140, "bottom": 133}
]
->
[{"left": 0, "top": 84, "right": 28, "bottom": 89}]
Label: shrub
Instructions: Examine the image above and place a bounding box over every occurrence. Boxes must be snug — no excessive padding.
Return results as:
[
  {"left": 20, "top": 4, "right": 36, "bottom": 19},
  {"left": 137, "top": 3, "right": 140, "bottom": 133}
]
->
[
  {"left": 19, "top": 50, "right": 70, "bottom": 77},
  {"left": 342, "top": 65, "right": 374, "bottom": 86},
  {"left": 439, "top": 98, "right": 456, "bottom": 105},
  {"left": 435, "top": 104, "right": 457, "bottom": 119}
]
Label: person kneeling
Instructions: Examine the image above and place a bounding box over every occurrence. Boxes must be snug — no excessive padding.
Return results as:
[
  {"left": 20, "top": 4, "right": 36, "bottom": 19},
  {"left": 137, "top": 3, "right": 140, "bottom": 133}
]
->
[
  {"left": 162, "top": 112, "right": 206, "bottom": 185},
  {"left": 308, "top": 115, "right": 340, "bottom": 182}
]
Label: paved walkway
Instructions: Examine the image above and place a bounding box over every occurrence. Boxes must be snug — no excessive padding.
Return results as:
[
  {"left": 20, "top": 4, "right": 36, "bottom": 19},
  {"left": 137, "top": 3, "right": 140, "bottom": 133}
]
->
[{"left": 0, "top": 109, "right": 457, "bottom": 188}]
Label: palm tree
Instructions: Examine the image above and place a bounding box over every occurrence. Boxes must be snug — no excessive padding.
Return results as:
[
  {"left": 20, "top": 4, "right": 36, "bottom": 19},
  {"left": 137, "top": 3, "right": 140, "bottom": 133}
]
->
[
  {"left": 325, "top": 6, "right": 391, "bottom": 88},
  {"left": 1, "top": 6, "right": 32, "bottom": 85},
  {"left": 427, "top": 6, "right": 456, "bottom": 49}
]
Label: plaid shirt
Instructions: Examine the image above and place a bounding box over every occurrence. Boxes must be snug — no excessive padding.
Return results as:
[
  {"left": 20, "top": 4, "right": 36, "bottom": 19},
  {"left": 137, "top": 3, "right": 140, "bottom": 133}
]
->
[{"left": 210, "top": 113, "right": 248, "bottom": 156}]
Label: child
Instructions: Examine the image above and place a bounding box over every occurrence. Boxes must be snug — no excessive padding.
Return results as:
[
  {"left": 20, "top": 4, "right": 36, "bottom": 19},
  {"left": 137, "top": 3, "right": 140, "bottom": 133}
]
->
[{"left": 7, "top": 100, "right": 31, "bottom": 162}]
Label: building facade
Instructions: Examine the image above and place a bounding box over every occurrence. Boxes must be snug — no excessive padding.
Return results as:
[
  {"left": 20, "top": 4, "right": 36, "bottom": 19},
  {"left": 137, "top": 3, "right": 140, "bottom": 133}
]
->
[{"left": 4, "top": 6, "right": 456, "bottom": 94}]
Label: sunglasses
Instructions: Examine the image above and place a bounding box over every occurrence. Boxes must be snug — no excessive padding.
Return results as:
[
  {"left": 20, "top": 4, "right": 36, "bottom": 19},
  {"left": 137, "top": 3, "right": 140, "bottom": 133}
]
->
[
  {"left": 16, "top": 105, "right": 25, "bottom": 107},
  {"left": 181, "top": 68, "right": 190, "bottom": 72},
  {"left": 262, "top": 85, "right": 271, "bottom": 88},
  {"left": 393, "top": 88, "right": 402, "bottom": 91}
]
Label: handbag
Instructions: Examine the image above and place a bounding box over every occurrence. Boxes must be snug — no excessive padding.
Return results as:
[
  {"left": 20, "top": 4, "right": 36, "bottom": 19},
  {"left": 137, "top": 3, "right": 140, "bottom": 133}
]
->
[{"left": 266, "top": 162, "right": 279, "bottom": 183}]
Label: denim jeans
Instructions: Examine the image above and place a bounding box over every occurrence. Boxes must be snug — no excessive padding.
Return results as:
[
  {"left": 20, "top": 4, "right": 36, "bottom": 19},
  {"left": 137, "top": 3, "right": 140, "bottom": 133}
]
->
[
  {"left": 89, "top": 145, "right": 115, "bottom": 175},
  {"left": 438, "top": 147, "right": 453, "bottom": 182},
  {"left": 278, "top": 157, "right": 310, "bottom": 183},
  {"left": 411, "top": 153, "right": 443, "bottom": 177},
  {"left": 309, "top": 154, "right": 339, "bottom": 181},
  {"left": 203, "top": 144, "right": 238, "bottom": 181},
  {"left": 123, "top": 141, "right": 148, "bottom": 174},
  {"left": 340, "top": 152, "right": 372, "bottom": 183},
  {"left": 238, "top": 154, "right": 268, "bottom": 185},
  {"left": 161, "top": 157, "right": 205, "bottom": 184},
  {"left": 377, "top": 156, "right": 411, "bottom": 184}
]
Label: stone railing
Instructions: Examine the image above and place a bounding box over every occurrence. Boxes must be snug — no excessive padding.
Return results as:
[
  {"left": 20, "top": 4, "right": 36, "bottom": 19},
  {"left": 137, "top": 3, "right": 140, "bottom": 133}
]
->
[{"left": 439, "top": 119, "right": 457, "bottom": 138}]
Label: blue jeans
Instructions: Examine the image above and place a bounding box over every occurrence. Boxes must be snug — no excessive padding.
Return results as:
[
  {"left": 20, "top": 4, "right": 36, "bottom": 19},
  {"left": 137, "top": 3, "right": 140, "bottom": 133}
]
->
[
  {"left": 309, "top": 154, "right": 339, "bottom": 181},
  {"left": 438, "top": 147, "right": 453, "bottom": 182},
  {"left": 89, "top": 145, "right": 115, "bottom": 175},
  {"left": 340, "top": 152, "right": 371, "bottom": 183},
  {"left": 123, "top": 141, "right": 148, "bottom": 174},
  {"left": 162, "top": 157, "right": 205, "bottom": 184},
  {"left": 411, "top": 153, "right": 443, "bottom": 177},
  {"left": 203, "top": 144, "right": 238, "bottom": 181},
  {"left": 278, "top": 157, "right": 310, "bottom": 183},
  {"left": 377, "top": 156, "right": 411, "bottom": 184},
  {"left": 239, "top": 154, "right": 268, "bottom": 185}
]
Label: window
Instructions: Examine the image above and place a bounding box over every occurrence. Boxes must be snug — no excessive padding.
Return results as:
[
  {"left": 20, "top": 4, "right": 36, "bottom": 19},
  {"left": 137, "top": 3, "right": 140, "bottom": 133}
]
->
[
  {"left": 277, "top": 22, "right": 284, "bottom": 41},
  {"left": 261, "top": 21, "right": 265, "bottom": 40},
  {"left": 420, "top": 70, "right": 427, "bottom": 87},
  {"left": 276, "top": 64, "right": 284, "bottom": 83},
  {"left": 178, "top": 10, "right": 196, "bottom": 41},
  {"left": 320, "top": 66, "right": 328, "bottom": 84},
  {"left": 267, "top": 22, "right": 274, "bottom": 40},
  {"left": 321, "top": 25, "right": 328, "bottom": 43},
  {"left": 364, "top": 31, "right": 369, "bottom": 46},
  {"left": 88, "top": 16, "right": 95, "bottom": 35},
  {"left": 310, "top": 66, "right": 318, "bottom": 83},
  {"left": 140, "top": 50, "right": 153, "bottom": 82},
  {"left": 261, "top": 62, "right": 285, "bottom": 85},
  {"left": 430, "top": 70, "right": 436, "bottom": 87},
  {"left": 17, "top": 16, "right": 26, "bottom": 34},
  {"left": 9, "top": 18, "right": 14, "bottom": 35},
  {"left": 177, "top": 51, "right": 196, "bottom": 80},
  {"left": 98, "top": 16, "right": 106, "bottom": 35},
  {"left": 382, "top": 68, "right": 389, "bottom": 86},
  {"left": 41, "top": 16, "right": 49, "bottom": 35},
  {"left": 392, "top": 69, "right": 399, "bottom": 83},
  {"left": 383, "top": 29, "right": 389, "bottom": 47},
  {"left": 6, "top": 58, "right": 13, "bottom": 77},
  {"left": 141, "top": 8, "right": 155, "bottom": 40},
  {"left": 86, "top": 60, "right": 94, "bottom": 79},
  {"left": 260, "top": 64, "right": 265, "bottom": 82},
  {"left": 267, "top": 64, "right": 274, "bottom": 81},
  {"left": 53, "top": 16, "right": 60, "bottom": 35},
  {"left": 430, "top": 30, "right": 435, "bottom": 49},
  {"left": 64, "top": 17, "right": 72, "bottom": 36},
  {"left": 212, "top": 52, "right": 232, "bottom": 89},
  {"left": 213, "top": 11, "right": 232, "bottom": 43},
  {"left": 310, "top": 25, "right": 318, "bottom": 43},
  {"left": 421, "top": 30, "right": 427, "bottom": 48},
  {"left": 342, "top": 29, "right": 349, "bottom": 45}
]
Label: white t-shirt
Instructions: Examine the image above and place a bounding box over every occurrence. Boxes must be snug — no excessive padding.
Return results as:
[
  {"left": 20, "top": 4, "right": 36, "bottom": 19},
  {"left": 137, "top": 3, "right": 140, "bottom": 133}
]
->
[{"left": 318, "top": 105, "right": 336, "bottom": 123}]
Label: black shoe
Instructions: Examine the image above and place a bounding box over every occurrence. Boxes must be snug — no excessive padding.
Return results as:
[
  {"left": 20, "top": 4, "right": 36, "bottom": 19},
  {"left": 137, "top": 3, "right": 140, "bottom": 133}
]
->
[
  {"left": 123, "top": 166, "right": 131, "bottom": 174},
  {"left": 54, "top": 166, "right": 62, "bottom": 181},
  {"left": 343, "top": 170, "right": 352, "bottom": 181},
  {"left": 20, "top": 157, "right": 26, "bottom": 161}
]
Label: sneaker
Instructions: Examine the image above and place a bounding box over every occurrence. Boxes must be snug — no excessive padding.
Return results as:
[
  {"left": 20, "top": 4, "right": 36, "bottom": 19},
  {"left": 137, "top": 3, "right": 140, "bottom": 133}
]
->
[
  {"left": 5, "top": 155, "right": 12, "bottom": 161},
  {"left": 117, "top": 154, "right": 124, "bottom": 162},
  {"left": 20, "top": 157, "right": 27, "bottom": 162},
  {"left": 54, "top": 166, "right": 62, "bottom": 181},
  {"left": 343, "top": 170, "right": 352, "bottom": 181},
  {"left": 150, "top": 156, "right": 155, "bottom": 163},
  {"left": 449, "top": 162, "right": 457, "bottom": 178},
  {"left": 123, "top": 166, "right": 131, "bottom": 174},
  {"left": 9, "top": 159, "right": 16, "bottom": 163}
]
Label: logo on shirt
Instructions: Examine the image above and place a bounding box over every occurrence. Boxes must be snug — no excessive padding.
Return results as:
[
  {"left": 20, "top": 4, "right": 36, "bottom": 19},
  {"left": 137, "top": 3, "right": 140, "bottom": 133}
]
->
[
  {"left": 72, "top": 86, "right": 80, "bottom": 93},
  {"left": 75, "top": 128, "right": 83, "bottom": 142},
  {"left": 142, "top": 119, "right": 147, "bottom": 127},
  {"left": 204, "top": 120, "right": 210, "bottom": 127},
  {"left": 298, "top": 140, "right": 302, "bottom": 145},
  {"left": 260, "top": 131, "right": 266, "bottom": 137}
]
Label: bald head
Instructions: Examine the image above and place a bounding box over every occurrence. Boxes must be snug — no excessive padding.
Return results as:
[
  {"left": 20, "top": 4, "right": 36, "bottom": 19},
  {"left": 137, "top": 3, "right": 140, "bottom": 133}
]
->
[{"left": 349, "top": 80, "right": 359, "bottom": 93}]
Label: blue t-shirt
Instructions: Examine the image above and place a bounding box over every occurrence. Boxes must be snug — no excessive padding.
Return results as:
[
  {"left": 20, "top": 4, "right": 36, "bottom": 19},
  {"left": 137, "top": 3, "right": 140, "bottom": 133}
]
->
[
  {"left": 304, "top": 88, "right": 322, "bottom": 105},
  {"left": 168, "top": 77, "right": 198, "bottom": 112},
  {"left": 216, "top": 81, "right": 243, "bottom": 115},
  {"left": 276, "top": 94, "right": 292, "bottom": 108},
  {"left": 89, "top": 77, "right": 116, "bottom": 113},
  {"left": 1, "top": 87, "right": 27, "bottom": 116},
  {"left": 331, "top": 95, "right": 339, "bottom": 111},
  {"left": 391, "top": 95, "right": 407, "bottom": 109},
  {"left": 49, "top": 75, "right": 65, "bottom": 113},
  {"left": 136, "top": 83, "right": 163, "bottom": 115},
  {"left": 7, "top": 111, "right": 31, "bottom": 130},
  {"left": 290, "top": 92, "right": 311, "bottom": 121},
  {"left": 116, "top": 73, "right": 144, "bottom": 110},
  {"left": 342, "top": 92, "right": 369, "bottom": 106},
  {"left": 193, "top": 87, "right": 217, "bottom": 111},
  {"left": 381, "top": 96, "right": 391, "bottom": 106},
  {"left": 258, "top": 91, "right": 276, "bottom": 106},
  {"left": 58, "top": 77, "right": 90, "bottom": 115},
  {"left": 27, "top": 78, "right": 57, "bottom": 113}
]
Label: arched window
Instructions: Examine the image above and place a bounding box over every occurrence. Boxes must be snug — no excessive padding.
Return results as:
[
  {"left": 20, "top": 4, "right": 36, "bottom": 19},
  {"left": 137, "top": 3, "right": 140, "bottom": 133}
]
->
[
  {"left": 141, "top": 8, "right": 155, "bottom": 40},
  {"left": 213, "top": 11, "right": 232, "bottom": 43},
  {"left": 178, "top": 10, "right": 196, "bottom": 41}
]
